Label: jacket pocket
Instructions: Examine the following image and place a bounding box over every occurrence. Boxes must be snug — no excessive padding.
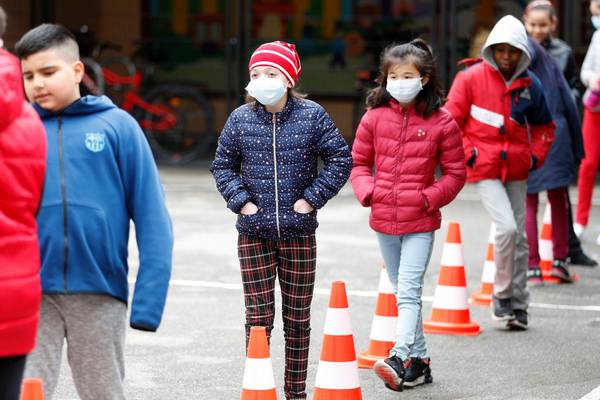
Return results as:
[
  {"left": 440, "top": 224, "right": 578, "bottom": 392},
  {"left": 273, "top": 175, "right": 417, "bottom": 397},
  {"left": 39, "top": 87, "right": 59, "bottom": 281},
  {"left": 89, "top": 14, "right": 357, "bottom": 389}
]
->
[{"left": 67, "top": 203, "right": 116, "bottom": 276}]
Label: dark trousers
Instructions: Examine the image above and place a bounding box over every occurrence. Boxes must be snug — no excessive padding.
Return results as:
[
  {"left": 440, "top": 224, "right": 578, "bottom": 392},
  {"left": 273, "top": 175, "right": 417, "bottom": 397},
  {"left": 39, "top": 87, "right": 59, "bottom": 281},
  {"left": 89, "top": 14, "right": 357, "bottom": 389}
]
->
[
  {"left": 0, "top": 355, "right": 27, "bottom": 400},
  {"left": 238, "top": 234, "right": 317, "bottom": 400},
  {"left": 526, "top": 188, "right": 569, "bottom": 265}
]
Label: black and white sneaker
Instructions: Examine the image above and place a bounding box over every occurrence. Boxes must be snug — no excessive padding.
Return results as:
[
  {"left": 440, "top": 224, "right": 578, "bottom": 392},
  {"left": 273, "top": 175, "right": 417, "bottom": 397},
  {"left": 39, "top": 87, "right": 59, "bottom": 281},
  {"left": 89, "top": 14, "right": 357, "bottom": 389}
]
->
[
  {"left": 374, "top": 356, "right": 405, "bottom": 392},
  {"left": 507, "top": 309, "right": 528, "bottom": 331},
  {"left": 568, "top": 252, "right": 598, "bottom": 267},
  {"left": 527, "top": 267, "right": 544, "bottom": 285},
  {"left": 492, "top": 296, "right": 515, "bottom": 321},
  {"left": 403, "top": 357, "right": 433, "bottom": 388},
  {"left": 550, "top": 259, "right": 574, "bottom": 283}
]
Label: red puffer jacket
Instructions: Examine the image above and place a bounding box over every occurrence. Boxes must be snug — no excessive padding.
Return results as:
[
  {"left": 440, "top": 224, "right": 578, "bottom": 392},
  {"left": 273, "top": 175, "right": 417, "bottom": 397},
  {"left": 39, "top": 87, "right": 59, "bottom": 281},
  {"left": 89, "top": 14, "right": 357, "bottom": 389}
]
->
[
  {"left": 0, "top": 49, "right": 46, "bottom": 357},
  {"left": 351, "top": 101, "right": 466, "bottom": 235}
]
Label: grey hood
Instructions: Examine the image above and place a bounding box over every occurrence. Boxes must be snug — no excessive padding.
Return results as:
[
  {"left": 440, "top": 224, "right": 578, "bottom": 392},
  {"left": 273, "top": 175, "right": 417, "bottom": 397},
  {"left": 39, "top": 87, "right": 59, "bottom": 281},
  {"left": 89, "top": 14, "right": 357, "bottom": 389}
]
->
[{"left": 482, "top": 15, "right": 531, "bottom": 84}]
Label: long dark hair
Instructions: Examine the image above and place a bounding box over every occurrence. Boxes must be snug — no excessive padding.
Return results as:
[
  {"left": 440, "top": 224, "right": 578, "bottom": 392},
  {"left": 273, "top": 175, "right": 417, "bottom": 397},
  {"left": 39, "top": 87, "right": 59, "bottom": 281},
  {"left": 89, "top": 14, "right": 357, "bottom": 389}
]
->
[{"left": 365, "top": 38, "right": 445, "bottom": 117}]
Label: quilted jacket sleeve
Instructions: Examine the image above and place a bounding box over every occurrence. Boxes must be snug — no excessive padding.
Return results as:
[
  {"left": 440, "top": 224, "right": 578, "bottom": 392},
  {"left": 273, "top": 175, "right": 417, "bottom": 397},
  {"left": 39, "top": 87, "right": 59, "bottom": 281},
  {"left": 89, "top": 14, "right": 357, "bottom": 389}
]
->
[
  {"left": 422, "top": 118, "right": 467, "bottom": 212},
  {"left": 350, "top": 111, "right": 376, "bottom": 207},
  {"left": 211, "top": 113, "right": 253, "bottom": 213},
  {"left": 303, "top": 107, "right": 352, "bottom": 209}
]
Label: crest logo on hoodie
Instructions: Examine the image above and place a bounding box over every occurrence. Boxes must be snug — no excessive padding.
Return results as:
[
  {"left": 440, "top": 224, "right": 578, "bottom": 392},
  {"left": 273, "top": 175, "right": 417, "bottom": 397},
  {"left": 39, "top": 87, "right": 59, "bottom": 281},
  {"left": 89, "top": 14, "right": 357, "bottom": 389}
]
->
[
  {"left": 520, "top": 88, "right": 531, "bottom": 100},
  {"left": 85, "top": 132, "right": 106, "bottom": 153}
]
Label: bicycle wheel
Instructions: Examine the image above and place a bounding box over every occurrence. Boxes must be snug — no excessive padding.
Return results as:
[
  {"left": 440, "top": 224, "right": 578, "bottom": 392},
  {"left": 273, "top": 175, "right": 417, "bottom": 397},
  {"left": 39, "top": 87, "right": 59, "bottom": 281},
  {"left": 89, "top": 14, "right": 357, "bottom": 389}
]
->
[
  {"left": 142, "top": 84, "right": 215, "bottom": 165},
  {"left": 81, "top": 57, "right": 105, "bottom": 96},
  {"left": 100, "top": 56, "right": 138, "bottom": 106}
]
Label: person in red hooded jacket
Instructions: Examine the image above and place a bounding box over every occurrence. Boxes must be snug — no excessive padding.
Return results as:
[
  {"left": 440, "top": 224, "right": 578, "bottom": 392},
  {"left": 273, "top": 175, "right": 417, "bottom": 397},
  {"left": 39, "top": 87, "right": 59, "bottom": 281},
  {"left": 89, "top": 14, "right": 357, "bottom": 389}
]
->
[
  {"left": 445, "top": 16, "right": 555, "bottom": 330},
  {"left": 0, "top": 41, "right": 47, "bottom": 400}
]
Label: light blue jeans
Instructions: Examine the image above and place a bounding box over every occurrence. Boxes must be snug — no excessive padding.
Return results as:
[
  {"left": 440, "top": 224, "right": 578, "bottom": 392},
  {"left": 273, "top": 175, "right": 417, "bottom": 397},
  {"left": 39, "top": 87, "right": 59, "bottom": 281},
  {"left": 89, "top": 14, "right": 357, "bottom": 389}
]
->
[{"left": 376, "top": 231, "right": 435, "bottom": 361}]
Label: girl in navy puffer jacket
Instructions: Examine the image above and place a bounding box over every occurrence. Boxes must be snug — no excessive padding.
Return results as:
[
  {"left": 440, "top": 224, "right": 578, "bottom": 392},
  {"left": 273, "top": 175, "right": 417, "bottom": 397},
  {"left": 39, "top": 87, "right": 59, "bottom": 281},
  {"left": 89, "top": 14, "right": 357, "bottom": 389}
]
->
[
  {"left": 211, "top": 41, "right": 351, "bottom": 400},
  {"left": 352, "top": 39, "right": 465, "bottom": 392}
]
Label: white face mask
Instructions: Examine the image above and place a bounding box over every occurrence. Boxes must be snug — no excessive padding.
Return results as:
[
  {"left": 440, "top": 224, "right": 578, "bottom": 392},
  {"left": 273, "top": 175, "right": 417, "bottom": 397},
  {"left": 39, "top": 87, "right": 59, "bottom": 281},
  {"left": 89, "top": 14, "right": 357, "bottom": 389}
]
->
[
  {"left": 0, "top": 38, "right": 4, "bottom": 49},
  {"left": 245, "top": 76, "right": 287, "bottom": 106},
  {"left": 592, "top": 16, "right": 600, "bottom": 30},
  {"left": 386, "top": 77, "right": 423, "bottom": 104}
]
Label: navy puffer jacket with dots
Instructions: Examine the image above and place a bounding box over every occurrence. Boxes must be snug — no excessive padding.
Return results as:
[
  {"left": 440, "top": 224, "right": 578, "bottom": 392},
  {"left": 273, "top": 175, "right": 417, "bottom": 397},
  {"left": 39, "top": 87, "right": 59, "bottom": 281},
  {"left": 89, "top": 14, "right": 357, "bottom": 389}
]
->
[{"left": 211, "top": 97, "right": 352, "bottom": 240}]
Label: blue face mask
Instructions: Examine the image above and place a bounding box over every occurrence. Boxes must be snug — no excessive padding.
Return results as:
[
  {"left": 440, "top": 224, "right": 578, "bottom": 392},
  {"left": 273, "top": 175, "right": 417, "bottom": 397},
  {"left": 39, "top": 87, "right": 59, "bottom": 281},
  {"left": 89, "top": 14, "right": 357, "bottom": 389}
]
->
[{"left": 592, "top": 16, "right": 600, "bottom": 30}]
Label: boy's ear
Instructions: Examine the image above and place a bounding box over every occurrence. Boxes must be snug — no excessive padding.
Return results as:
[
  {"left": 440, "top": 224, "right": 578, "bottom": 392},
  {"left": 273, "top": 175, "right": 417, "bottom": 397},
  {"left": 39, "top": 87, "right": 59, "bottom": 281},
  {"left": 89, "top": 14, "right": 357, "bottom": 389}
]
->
[{"left": 73, "top": 60, "right": 85, "bottom": 85}]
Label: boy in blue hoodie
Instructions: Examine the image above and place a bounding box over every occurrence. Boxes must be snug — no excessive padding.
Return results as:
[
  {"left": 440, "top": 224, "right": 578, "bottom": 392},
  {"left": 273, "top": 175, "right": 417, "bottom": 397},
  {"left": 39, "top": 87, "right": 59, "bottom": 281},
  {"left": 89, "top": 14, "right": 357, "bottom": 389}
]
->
[{"left": 15, "top": 24, "right": 173, "bottom": 400}]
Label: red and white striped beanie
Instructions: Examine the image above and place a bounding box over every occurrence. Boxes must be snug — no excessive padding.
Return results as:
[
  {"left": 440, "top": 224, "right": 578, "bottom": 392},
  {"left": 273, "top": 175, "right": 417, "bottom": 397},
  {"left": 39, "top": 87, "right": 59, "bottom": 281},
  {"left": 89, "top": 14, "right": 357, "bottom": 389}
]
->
[{"left": 248, "top": 41, "right": 302, "bottom": 86}]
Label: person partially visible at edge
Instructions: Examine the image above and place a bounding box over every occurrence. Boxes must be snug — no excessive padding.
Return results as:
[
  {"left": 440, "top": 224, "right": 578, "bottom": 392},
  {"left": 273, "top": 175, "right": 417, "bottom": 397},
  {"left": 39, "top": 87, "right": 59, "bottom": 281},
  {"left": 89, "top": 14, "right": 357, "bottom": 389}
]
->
[
  {"left": 524, "top": 0, "right": 584, "bottom": 100},
  {"left": 351, "top": 38, "right": 466, "bottom": 392},
  {"left": 523, "top": 0, "right": 597, "bottom": 268},
  {"left": 211, "top": 41, "right": 352, "bottom": 400},
  {"left": 445, "top": 15, "right": 555, "bottom": 331},
  {"left": 574, "top": 0, "right": 600, "bottom": 245},
  {"left": 0, "top": 5, "right": 6, "bottom": 49},
  {"left": 0, "top": 15, "right": 47, "bottom": 399},
  {"left": 523, "top": 37, "right": 585, "bottom": 285},
  {"left": 15, "top": 23, "right": 173, "bottom": 400}
]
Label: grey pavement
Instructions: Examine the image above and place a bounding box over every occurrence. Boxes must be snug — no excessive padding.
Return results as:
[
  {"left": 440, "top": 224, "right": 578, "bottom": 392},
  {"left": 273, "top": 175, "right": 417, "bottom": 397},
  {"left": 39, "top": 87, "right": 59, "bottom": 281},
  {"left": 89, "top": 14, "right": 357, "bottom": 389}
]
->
[{"left": 50, "top": 165, "right": 600, "bottom": 400}]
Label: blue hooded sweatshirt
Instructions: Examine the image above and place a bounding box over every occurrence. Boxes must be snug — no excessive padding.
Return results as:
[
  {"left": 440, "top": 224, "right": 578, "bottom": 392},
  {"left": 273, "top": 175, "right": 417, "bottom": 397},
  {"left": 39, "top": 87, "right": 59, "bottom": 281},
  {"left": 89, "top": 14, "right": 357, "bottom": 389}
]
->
[{"left": 35, "top": 95, "right": 173, "bottom": 331}]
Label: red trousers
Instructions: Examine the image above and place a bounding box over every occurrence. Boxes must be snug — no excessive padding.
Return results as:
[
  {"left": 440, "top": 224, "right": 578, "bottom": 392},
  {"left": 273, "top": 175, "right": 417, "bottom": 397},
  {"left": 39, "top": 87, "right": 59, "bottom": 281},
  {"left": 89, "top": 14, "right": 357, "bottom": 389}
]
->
[
  {"left": 526, "top": 188, "right": 569, "bottom": 266},
  {"left": 576, "top": 109, "right": 600, "bottom": 226}
]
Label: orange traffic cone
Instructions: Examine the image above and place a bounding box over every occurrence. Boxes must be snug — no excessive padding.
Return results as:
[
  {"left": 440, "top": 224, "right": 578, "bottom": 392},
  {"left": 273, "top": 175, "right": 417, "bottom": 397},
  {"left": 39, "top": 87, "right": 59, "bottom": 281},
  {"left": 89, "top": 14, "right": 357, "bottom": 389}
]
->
[
  {"left": 470, "top": 223, "right": 496, "bottom": 307},
  {"left": 241, "top": 326, "right": 277, "bottom": 400},
  {"left": 424, "top": 222, "right": 482, "bottom": 336},
  {"left": 313, "top": 281, "right": 362, "bottom": 400},
  {"left": 20, "top": 378, "right": 44, "bottom": 400},
  {"left": 357, "top": 264, "right": 398, "bottom": 369},
  {"left": 539, "top": 204, "right": 560, "bottom": 283},
  {"left": 538, "top": 204, "right": 579, "bottom": 283}
]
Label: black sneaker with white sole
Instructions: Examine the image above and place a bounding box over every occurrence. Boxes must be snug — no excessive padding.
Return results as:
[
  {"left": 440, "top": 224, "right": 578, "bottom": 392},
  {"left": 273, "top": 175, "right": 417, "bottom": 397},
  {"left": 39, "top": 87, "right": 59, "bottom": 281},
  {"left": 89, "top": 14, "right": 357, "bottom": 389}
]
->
[
  {"left": 492, "top": 296, "right": 515, "bottom": 321},
  {"left": 403, "top": 357, "right": 433, "bottom": 388},
  {"left": 374, "top": 355, "right": 405, "bottom": 392},
  {"left": 506, "top": 309, "right": 528, "bottom": 331}
]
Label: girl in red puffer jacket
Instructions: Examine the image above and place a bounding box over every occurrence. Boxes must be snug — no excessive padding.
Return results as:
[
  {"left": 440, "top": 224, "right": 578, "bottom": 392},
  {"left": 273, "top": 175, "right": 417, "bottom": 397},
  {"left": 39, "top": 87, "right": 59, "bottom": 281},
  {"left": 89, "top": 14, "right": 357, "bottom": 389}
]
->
[{"left": 351, "top": 38, "right": 466, "bottom": 392}]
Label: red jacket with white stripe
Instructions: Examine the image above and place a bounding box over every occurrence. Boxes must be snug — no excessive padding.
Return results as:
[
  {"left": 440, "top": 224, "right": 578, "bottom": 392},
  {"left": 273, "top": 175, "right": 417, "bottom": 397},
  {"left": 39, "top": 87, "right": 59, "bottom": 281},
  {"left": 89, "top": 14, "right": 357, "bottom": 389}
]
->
[
  {"left": 445, "top": 16, "right": 555, "bottom": 183},
  {"left": 351, "top": 101, "right": 466, "bottom": 235},
  {"left": 445, "top": 62, "right": 555, "bottom": 183},
  {"left": 0, "top": 49, "right": 46, "bottom": 357}
]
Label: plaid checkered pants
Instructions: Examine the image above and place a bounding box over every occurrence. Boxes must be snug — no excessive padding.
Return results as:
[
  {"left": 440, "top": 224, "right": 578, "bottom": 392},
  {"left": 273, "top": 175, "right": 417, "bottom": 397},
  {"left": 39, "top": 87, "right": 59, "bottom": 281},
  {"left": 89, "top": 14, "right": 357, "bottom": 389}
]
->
[{"left": 238, "top": 234, "right": 317, "bottom": 400}]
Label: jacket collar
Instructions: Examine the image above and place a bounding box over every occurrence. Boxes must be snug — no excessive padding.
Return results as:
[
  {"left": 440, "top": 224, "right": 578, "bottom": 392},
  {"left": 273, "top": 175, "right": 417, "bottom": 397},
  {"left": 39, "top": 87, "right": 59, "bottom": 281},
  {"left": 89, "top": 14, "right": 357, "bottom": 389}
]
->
[
  {"left": 254, "top": 96, "right": 295, "bottom": 124},
  {"left": 387, "top": 99, "right": 419, "bottom": 116},
  {"left": 483, "top": 62, "right": 531, "bottom": 94}
]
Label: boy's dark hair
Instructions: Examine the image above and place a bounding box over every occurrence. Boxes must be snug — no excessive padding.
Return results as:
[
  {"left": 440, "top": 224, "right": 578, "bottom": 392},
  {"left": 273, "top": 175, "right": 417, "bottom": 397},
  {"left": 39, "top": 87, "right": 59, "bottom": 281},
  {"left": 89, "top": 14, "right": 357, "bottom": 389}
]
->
[
  {"left": 366, "top": 38, "right": 445, "bottom": 117},
  {"left": 0, "top": 6, "right": 7, "bottom": 39},
  {"left": 15, "top": 23, "right": 79, "bottom": 60}
]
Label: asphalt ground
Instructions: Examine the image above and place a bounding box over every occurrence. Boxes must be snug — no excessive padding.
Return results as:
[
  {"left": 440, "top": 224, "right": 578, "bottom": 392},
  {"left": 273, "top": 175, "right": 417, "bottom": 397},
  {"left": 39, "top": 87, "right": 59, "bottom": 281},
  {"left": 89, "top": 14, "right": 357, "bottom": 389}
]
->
[{"left": 49, "top": 165, "right": 600, "bottom": 400}]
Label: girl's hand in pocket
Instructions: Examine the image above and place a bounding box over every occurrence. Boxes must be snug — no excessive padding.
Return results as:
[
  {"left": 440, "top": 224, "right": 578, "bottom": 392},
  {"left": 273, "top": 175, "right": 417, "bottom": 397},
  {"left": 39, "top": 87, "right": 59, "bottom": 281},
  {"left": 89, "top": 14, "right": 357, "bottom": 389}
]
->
[
  {"left": 293, "top": 199, "right": 314, "bottom": 214},
  {"left": 240, "top": 202, "right": 259, "bottom": 215}
]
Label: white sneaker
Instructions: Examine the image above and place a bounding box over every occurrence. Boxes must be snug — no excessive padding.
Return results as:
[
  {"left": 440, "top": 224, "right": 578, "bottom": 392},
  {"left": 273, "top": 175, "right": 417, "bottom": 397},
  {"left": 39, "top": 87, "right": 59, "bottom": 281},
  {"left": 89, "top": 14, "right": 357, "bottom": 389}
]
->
[{"left": 574, "top": 223, "right": 585, "bottom": 238}]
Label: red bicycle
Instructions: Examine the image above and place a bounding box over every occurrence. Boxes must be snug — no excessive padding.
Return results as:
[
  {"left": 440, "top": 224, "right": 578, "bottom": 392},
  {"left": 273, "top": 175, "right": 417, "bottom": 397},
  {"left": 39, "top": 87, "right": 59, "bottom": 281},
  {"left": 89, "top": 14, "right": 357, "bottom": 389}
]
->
[{"left": 82, "top": 55, "right": 215, "bottom": 165}]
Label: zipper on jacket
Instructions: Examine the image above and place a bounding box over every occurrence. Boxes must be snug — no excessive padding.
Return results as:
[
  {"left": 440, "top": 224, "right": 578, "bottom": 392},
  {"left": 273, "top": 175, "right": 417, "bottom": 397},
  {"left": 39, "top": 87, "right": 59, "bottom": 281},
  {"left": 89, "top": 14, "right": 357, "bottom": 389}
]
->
[
  {"left": 394, "top": 109, "right": 409, "bottom": 229},
  {"left": 58, "top": 116, "right": 69, "bottom": 292},
  {"left": 271, "top": 113, "right": 281, "bottom": 238}
]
